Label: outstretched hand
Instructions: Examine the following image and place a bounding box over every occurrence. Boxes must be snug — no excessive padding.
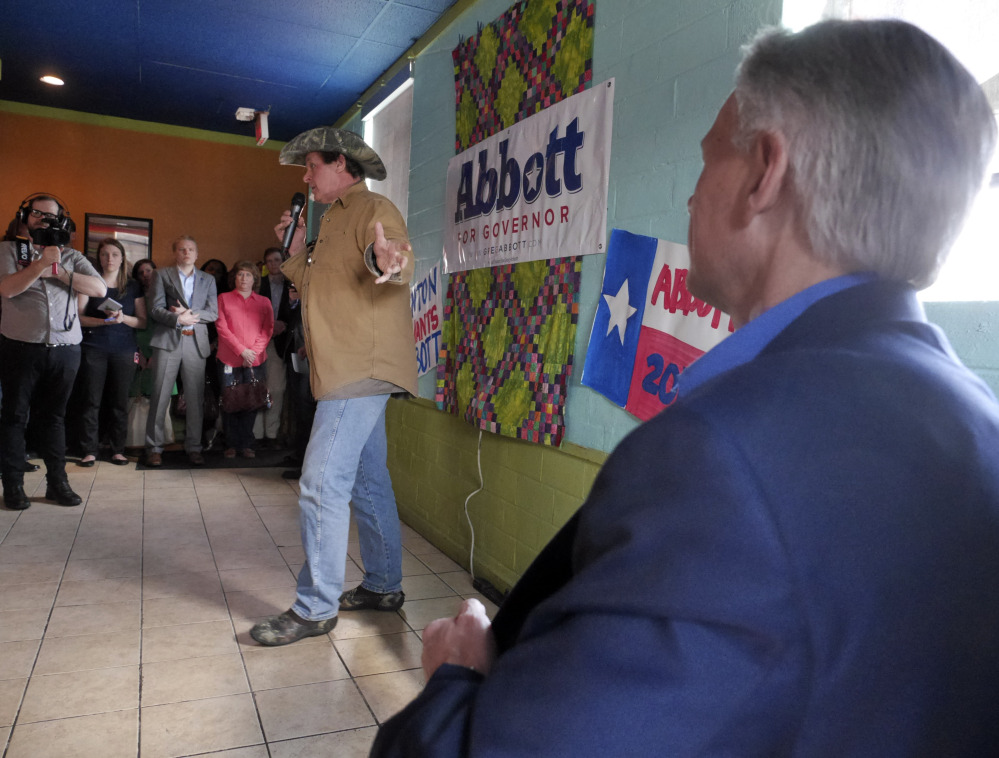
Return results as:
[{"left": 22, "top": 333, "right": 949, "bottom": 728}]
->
[{"left": 372, "top": 221, "right": 411, "bottom": 284}]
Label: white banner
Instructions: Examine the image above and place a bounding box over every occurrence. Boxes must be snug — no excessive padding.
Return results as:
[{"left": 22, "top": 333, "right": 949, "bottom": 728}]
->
[
  {"left": 443, "top": 79, "right": 614, "bottom": 273},
  {"left": 411, "top": 264, "right": 443, "bottom": 376}
]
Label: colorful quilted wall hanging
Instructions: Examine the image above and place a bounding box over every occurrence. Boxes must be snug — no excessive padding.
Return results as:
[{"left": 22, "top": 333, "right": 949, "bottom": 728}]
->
[
  {"left": 435, "top": 0, "right": 595, "bottom": 446},
  {"left": 437, "top": 258, "right": 582, "bottom": 445},
  {"left": 453, "top": 0, "right": 595, "bottom": 152}
]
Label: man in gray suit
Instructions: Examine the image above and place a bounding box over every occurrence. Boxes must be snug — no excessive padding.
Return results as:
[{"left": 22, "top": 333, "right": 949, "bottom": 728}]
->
[{"left": 144, "top": 236, "right": 218, "bottom": 466}]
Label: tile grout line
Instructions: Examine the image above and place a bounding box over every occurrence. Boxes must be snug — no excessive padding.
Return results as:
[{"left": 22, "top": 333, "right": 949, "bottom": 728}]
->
[
  {"left": 136, "top": 465, "right": 150, "bottom": 757},
  {"left": 2, "top": 468, "right": 93, "bottom": 758},
  {"left": 228, "top": 469, "right": 280, "bottom": 755}
]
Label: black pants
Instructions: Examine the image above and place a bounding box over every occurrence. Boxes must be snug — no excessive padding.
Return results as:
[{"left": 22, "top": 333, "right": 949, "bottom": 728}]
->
[
  {"left": 0, "top": 338, "right": 81, "bottom": 483},
  {"left": 78, "top": 347, "right": 137, "bottom": 456},
  {"left": 285, "top": 358, "right": 316, "bottom": 461},
  {"left": 219, "top": 362, "right": 264, "bottom": 450}
]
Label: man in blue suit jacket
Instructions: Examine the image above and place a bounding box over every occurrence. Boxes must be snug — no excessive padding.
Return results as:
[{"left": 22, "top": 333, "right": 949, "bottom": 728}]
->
[
  {"left": 373, "top": 19, "right": 999, "bottom": 756},
  {"left": 144, "top": 235, "right": 218, "bottom": 466}
]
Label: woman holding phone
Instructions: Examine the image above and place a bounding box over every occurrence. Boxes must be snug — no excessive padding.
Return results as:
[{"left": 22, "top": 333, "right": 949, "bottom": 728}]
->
[{"left": 76, "top": 238, "right": 147, "bottom": 465}]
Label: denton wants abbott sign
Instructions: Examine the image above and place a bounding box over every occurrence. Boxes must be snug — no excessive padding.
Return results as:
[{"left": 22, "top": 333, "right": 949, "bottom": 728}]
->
[{"left": 442, "top": 80, "right": 614, "bottom": 273}]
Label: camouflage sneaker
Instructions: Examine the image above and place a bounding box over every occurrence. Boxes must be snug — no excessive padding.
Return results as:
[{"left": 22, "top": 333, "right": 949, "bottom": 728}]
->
[
  {"left": 339, "top": 585, "right": 405, "bottom": 612},
  {"left": 249, "top": 609, "right": 337, "bottom": 646}
]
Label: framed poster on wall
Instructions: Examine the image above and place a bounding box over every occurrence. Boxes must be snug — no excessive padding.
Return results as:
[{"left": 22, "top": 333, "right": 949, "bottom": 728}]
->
[{"left": 84, "top": 213, "right": 153, "bottom": 266}]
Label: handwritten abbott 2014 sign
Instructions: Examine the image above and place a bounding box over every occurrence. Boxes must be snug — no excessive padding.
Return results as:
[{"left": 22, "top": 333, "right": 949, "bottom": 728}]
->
[
  {"left": 442, "top": 80, "right": 614, "bottom": 273},
  {"left": 582, "top": 229, "right": 734, "bottom": 421},
  {"left": 411, "top": 265, "right": 443, "bottom": 377}
]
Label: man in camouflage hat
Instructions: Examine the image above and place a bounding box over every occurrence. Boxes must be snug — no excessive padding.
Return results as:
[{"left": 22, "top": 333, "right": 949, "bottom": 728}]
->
[
  {"left": 277, "top": 125, "right": 388, "bottom": 180},
  {"left": 250, "top": 128, "right": 418, "bottom": 647}
]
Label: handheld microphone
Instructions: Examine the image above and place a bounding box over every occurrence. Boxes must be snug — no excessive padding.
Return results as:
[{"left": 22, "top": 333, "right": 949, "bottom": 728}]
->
[{"left": 282, "top": 192, "right": 307, "bottom": 254}]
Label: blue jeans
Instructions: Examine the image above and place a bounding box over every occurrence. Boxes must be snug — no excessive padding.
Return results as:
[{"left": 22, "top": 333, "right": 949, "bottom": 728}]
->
[{"left": 292, "top": 394, "right": 403, "bottom": 621}]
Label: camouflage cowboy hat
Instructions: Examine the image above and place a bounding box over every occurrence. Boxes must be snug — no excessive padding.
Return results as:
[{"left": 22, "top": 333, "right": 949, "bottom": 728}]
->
[{"left": 278, "top": 126, "right": 387, "bottom": 181}]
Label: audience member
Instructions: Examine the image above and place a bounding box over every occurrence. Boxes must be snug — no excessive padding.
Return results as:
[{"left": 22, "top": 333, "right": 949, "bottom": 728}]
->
[
  {"left": 76, "top": 239, "right": 146, "bottom": 466},
  {"left": 199, "top": 258, "right": 230, "bottom": 449},
  {"left": 250, "top": 128, "right": 418, "bottom": 646},
  {"left": 215, "top": 260, "right": 273, "bottom": 458},
  {"left": 0, "top": 194, "right": 107, "bottom": 509},
  {"left": 132, "top": 258, "right": 156, "bottom": 293},
  {"left": 144, "top": 236, "right": 217, "bottom": 467},
  {"left": 126, "top": 258, "right": 177, "bottom": 448},
  {"left": 280, "top": 283, "right": 314, "bottom": 479},
  {"left": 130, "top": 261, "right": 158, "bottom": 397},
  {"left": 372, "top": 19, "right": 999, "bottom": 756},
  {"left": 200, "top": 258, "right": 230, "bottom": 294},
  {"left": 254, "top": 246, "right": 294, "bottom": 447}
]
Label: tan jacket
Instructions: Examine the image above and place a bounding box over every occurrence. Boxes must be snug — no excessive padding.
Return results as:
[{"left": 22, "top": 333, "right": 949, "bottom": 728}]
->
[{"left": 281, "top": 182, "right": 418, "bottom": 399}]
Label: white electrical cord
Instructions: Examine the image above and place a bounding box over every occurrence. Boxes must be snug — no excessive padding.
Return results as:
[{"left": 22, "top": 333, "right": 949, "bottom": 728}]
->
[{"left": 464, "top": 429, "right": 484, "bottom": 580}]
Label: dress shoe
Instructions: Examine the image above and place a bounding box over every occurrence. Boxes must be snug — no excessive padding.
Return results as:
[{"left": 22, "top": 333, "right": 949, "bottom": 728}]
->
[
  {"left": 281, "top": 468, "right": 302, "bottom": 480},
  {"left": 22, "top": 461, "right": 40, "bottom": 473},
  {"left": 339, "top": 585, "right": 405, "bottom": 612},
  {"left": 250, "top": 609, "right": 337, "bottom": 646},
  {"left": 77, "top": 456, "right": 96, "bottom": 468},
  {"left": 241, "top": 448, "right": 256, "bottom": 459},
  {"left": 188, "top": 451, "right": 205, "bottom": 466},
  {"left": 145, "top": 452, "right": 162, "bottom": 467},
  {"left": 45, "top": 479, "right": 82, "bottom": 506},
  {"left": 2, "top": 483, "right": 31, "bottom": 510}
]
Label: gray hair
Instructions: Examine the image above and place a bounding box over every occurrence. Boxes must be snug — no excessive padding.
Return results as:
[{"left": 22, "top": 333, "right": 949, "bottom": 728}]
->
[{"left": 733, "top": 19, "right": 996, "bottom": 288}]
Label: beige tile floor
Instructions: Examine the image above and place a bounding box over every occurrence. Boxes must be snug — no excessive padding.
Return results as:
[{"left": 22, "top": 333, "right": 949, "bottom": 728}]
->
[{"left": 0, "top": 462, "right": 497, "bottom": 758}]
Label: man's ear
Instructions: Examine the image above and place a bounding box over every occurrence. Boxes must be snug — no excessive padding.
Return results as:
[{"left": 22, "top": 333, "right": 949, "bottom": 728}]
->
[{"left": 747, "top": 130, "right": 790, "bottom": 214}]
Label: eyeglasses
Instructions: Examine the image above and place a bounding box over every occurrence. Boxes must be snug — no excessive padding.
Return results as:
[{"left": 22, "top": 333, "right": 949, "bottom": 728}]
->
[{"left": 28, "top": 209, "right": 59, "bottom": 221}]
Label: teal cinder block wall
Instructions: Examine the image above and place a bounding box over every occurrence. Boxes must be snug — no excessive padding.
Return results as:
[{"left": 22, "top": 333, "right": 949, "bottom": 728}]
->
[
  {"left": 383, "top": 0, "right": 997, "bottom": 595},
  {"left": 382, "top": 0, "right": 782, "bottom": 594},
  {"left": 925, "top": 302, "right": 999, "bottom": 396}
]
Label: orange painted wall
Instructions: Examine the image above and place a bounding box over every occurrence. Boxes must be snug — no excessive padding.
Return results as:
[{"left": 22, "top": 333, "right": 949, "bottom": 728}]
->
[{"left": 0, "top": 107, "right": 304, "bottom": 268}]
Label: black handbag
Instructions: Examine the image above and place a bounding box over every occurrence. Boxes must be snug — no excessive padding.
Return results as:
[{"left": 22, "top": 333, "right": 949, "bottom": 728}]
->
[{"left": 220, "top": 378, "right": 270, "bottom": 413}]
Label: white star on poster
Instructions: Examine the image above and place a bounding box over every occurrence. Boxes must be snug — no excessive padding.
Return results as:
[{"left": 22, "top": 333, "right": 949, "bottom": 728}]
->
[
  {"left": 523, "top": 162, "right": 542, "bottom": 198},
  {"left": 603, "top": 279, "right": 637, "bottom": 345}
]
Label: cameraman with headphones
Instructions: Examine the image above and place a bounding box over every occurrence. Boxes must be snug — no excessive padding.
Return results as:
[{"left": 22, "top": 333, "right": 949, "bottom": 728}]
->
[{"left": 0, "top": 194, "right": 107, "bottom": 510}]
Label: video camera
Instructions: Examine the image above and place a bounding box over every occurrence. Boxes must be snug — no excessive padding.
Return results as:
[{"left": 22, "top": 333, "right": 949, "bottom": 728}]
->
[{"left": 29, "top": 215, "right": 72, "bottom": 248}]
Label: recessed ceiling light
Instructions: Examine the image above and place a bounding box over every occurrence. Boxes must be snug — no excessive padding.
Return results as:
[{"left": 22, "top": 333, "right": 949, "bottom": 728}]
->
[{"left": 40, "top": 75, "right": 64, "bottom": 86}]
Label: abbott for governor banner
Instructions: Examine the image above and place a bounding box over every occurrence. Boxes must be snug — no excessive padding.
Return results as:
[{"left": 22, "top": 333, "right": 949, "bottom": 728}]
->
[{"left": 443, "top": 80, "right": 614, "bottom": 273}]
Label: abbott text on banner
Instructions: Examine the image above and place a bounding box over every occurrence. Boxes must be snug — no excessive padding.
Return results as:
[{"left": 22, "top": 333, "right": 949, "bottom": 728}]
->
[
  {"left": 443, "top": 80, "right": 614, "bottom": 273},
  {"left": 582, "top": 229, "right": 733, "bottom": 420}
]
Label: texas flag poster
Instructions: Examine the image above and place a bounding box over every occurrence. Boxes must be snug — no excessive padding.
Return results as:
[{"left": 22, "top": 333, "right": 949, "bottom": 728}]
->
[{"left": 581, "top": 228, "right": 734, "bottom": 420}]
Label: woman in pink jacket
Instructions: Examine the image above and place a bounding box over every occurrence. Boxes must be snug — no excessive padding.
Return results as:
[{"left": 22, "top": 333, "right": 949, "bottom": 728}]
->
[{"left": 215, "top": 260, "right": 273, "bottom": 458}]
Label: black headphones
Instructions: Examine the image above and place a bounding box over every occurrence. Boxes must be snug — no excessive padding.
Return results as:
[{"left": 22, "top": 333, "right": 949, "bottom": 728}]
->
[{"left": 16, "top": 192, "right": 71, "bottom": 226}]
